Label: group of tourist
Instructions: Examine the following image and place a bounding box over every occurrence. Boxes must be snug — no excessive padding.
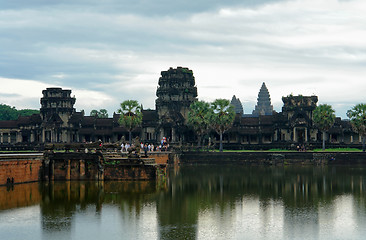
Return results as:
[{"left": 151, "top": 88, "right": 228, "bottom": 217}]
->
[
  {"left": 297, "top": 144, "right": 306, "bottom": 152},
  {"left": 120, "top": 137, "right": 170, "bottom": 153}
]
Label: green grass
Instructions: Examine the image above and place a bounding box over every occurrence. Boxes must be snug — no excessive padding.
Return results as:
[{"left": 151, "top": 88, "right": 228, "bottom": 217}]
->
[
  {"left": 312, "top": 148, "right": 362, "bottom": 152},
  {"left": 211, "top": 148, "right": 362, "bottom": 152},
  {"left": 212, "top": 149, "right": 296, "bottom": 152},
  {"left": 267, "top": 149, "right": 295, "bottom": 152}
]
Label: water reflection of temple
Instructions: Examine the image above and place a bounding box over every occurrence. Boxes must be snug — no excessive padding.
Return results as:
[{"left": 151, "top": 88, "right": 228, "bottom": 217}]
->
[{"left": 2, "top": 166, "right": 366, "bottom": 239}]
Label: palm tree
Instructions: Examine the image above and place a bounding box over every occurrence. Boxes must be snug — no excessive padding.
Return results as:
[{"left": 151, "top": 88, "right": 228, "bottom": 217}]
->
[
  {"left": 313, "top": 104, "right": 336, "bottom": 150},
  {"left": 187, "top": 100, "right": 212, "bottom": 148},
  {"left": 90, "top": 109, "right": 109, "bottom": 118},
  {"left": 347, "top": 103, "right": 366, "bottom": 152},
  {"left": 117, "top": 100, "right": 142, "bottom": 144},
  {"left": 209, "top": 99, "right": 235, "bottom": 152}
]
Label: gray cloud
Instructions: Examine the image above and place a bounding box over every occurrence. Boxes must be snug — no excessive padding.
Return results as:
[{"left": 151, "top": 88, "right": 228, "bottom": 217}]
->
[
  {"left": 0, "top": 0, "right": 282, "bottom": 16},
  {"left": 1, "top": 0, "right": 366, "bottom": 119}
]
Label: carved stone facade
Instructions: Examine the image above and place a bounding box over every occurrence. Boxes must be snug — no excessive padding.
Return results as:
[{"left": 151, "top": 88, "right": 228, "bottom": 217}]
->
[
  {"left": 252, "top": 82, "right": 273, "bottom": 116},
  {"left": 0, "top": 67, "right": 363, "bottom": 149},
  {"left": 280, "top": 95, "right": 318, "bottom": 143},
  {"left": 230, "top": 95, "right": 244, "bottom": 115},
  {"left": 40, "top": 88, "right": 76, "bottom": 143},
  {"left": 155, "top": 67, "right": 197, "bottom": 142}
]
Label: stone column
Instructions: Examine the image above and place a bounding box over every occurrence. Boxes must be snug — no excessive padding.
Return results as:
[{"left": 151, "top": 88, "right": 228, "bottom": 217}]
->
[
  {"left": 50, "top": 129, "right": 54, "bottom": 142},
  {"left": 30, "top": 131, "right": 34, "bottom": 143},
  {"left": 274, "top": 130, "right": 278, "bottom": 142},
  {"left": 172, "top": 128, "right": 176, "bottom": 143},
  {"left": 0, "top": 132, "right": 3, "bottom": 143},
  {"left": 305, "top": 128, "right": 308, "bottom": 142},
  {"left": 293, "top": 127, "right": 296, "bottom": 142}
]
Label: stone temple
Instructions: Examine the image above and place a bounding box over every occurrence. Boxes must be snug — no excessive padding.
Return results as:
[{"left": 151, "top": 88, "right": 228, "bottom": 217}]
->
[
  {"left": 155, "top": 67, "right": 198, "bottom": 142},
  {"left": 230, "top": 95, "right": 244, "bottom": 116},
  {"left": 252, "top": 82, "right": 273, "bottom": 116},
  {"left": 0, "top": 67, "right": 363, "bottom": 150}
]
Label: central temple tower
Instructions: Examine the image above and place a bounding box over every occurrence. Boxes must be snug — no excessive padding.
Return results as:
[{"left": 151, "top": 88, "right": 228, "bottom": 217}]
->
[
  {"left": 155, "top": 67, "right": 198, "bottom": 142},
  {"left": 252, "top": 82, "right": 273, "bottom": 116}
]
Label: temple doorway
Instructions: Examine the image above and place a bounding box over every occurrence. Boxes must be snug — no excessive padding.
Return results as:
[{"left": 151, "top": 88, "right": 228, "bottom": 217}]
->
[
  {"left": 295, "top": 128, "right": 306, "bottom": 143},
  {"left": 163, "top": 127, "right": 173, "bottom": 142}
]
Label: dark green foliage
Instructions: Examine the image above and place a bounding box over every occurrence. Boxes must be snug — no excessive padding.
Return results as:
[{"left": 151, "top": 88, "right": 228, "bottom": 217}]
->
[
  {"left": 117, "top": 100, "right": 143, "bottom": 144},
  {"left": 347, "top": 103, "right": 366, "bottom": 152},
  {"left": 18, "top": 109, "right": 40, "bottom": 116},
  {"left": 0, "top": 104, "right": 40, "bottom": 120},
  {"left": 209, "top": 99, "right": 236, "bottom": 152},
  {"left": 313, "top": 104, "right": 336, "bottom": 150},
  {"left": 187, "top": 101, "right": 212, "bottom": 147},
  {"left": 90, "top": 109, "right": 109, "bottom": 118},
  {"left": 0, "top": 104, "right": 18, "bottom": 120}
]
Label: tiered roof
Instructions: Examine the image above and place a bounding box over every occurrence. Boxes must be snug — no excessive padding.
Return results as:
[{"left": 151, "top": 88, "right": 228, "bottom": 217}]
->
[
  {"left": 231, "top": 95, "right": 244, "bottom": 115},
  {"left": 252, "top": 82, "right": 273, "bottom": 116}
]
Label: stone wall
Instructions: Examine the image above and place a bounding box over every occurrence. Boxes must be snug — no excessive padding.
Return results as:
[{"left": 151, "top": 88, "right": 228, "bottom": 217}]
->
[
  {"left": 149, "top": 152, "right": 170, "bottom": 165},
  {"left": 0, "top": 154, "right": 43, "bottom": 186},
  {"left": 179, "top": 151, "right": 366, "bottom": 165},
  {"left": 45, "top": 152, "right": 103, "bottom": 181}
]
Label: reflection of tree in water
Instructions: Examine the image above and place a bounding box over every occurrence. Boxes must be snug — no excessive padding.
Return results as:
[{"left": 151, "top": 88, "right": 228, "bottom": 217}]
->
[
  {"left": 157, "top": 165, "right": 366, "bottom": 239},
  {"left": 167, "top": 165, "right": 366, "bottom": 207},
  {"left": 34, "top": 165, "right": 366, "bottom": 239},
  {"left": 103, "top": 181, "right": 157, "bottom": 217}
]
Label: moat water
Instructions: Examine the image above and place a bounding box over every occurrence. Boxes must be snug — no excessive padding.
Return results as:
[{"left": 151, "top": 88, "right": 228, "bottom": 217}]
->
[{"left": 1, "top": 165, "right": 366, "bottom": 240}]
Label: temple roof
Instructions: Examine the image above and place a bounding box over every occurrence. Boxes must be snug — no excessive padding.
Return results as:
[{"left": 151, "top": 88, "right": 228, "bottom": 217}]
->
[
  {"left": 252, "top": 82, "right": 273, "bottom": 116},
  {"left": 142, "top": 110, "right": 158, "bottom": 121},
  {"left": 231, "top": 95, "right": 244, "bottom": 115},
  {"left": 69, "top": 112, "right": 84, "bottom": 124},
  {"left": 0, "top": 120, "right": 18, "bottom": 129},
  {"left": 241, "top": 117, "right": 259, "bottom": 126},
  {"left": 95, "top": 118, "right": 113, "bottom": 127}
]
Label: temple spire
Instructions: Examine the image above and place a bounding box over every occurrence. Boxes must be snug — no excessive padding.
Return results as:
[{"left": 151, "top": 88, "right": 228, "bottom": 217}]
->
[
  {"left": 252, "top": 82, "right": 273, "bottom": 116},
  {"left": 231, "top": 95, "right": 244, "bottom": 115}
]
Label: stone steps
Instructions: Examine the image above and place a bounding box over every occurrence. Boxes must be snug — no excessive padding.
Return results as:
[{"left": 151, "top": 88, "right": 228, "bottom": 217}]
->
[{"left": 102, "top": 152, "right": 156, "bottom": 165}]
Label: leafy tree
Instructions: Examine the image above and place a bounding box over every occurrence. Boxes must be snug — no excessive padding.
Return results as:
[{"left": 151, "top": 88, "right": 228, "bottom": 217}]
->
[
  {"left": 99, "top": 109, "right": 108, "bottom": 118},
  {"left": 18, "top": 109, "right": 40, "bottom": 117},
  {"left": 347, "top": 103, "right": 366, "bottom": 152},
  {"left": 90, "top": 109, "right": 99, "bottom": 117},
  {"left": 187, "top": 100, "right": 212, "bottom": 148},
  {"left": 117, "top": 100, "right": 142, "bottom": 144},
  {"left": 0, "top": 104, "right": 38, "bottom": 120},
  {"left": 313, "top": 104, "right": 336, "bottom": 150},
  {"left": 90, "top": 109, "right": 109, "bottom": 118},
  {"left": 209, "top": 99, "right": 235, "bottom": 152},
  {"left": 0, "top": 104, "right": 18, "bottom": 120}
]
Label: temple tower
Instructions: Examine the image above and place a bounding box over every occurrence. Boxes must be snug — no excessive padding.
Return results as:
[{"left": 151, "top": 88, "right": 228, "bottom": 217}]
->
[
  {"left": 155, "top": 67, "right": 198, "bottom": 142},
  {"left": 252, "top": 82, "right": 273, "bottom": 116},
  {"left": 40, "top": 88, "right": 76, "bottom": 142},
  {"left": 281, "top": 95, "right": 318, "bottom": 143},
  {"left": 231, "top": 95, "right": 244, "bottom": 115}
]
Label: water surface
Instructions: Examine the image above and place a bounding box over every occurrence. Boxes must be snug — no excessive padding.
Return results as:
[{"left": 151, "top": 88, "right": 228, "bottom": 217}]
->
[{"left": 1, "top": 165, "right": 366, "bottom": 240}]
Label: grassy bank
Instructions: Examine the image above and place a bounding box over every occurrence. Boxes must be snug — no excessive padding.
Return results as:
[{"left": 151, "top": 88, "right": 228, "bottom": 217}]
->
[{"left": 212, "top": 148, "right": 363, "bottom": 153}]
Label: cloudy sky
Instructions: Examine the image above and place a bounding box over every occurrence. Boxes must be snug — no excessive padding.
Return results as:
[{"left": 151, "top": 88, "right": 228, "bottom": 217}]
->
[{"left": 1, "top": 0, "right": 366, "bottom": 118}]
